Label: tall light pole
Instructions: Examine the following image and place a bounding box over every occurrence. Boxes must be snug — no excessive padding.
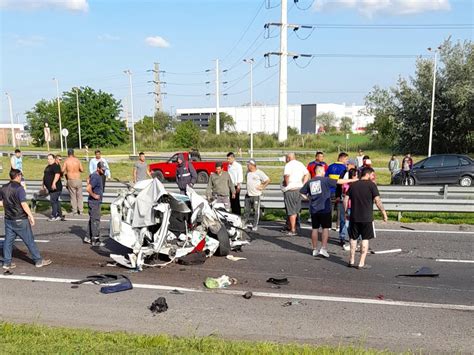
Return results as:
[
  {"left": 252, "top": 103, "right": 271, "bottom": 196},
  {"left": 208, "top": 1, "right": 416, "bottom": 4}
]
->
[
  {"left": 124, "top": 70, "right": 137, "bottom": 156},
  {"left": 278, "top": 0, "right": 288, "bottom": 142},
  {"left": 52, "top": 78, "right": 64, "bottom": 151},
  {"left": 215, "top": 59, "right": 220, "bottom": 135},
  {"left": 5, "top": 93, "right": 16, "bottom": 148},
  {"left": 244, "top": 58, "right": 254, "bottom": 158},
  {"left": 73, "top": 87, "right": 83, "bottom": 149},
  {"left": 427, "top": 46, "right": 441, "bottom": 157}
]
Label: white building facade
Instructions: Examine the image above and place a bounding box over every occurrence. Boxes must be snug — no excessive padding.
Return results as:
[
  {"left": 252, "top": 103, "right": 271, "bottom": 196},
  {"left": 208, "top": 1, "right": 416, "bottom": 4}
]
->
[{"left": 176, "top": 103, "right": 373, "bottom": 134}]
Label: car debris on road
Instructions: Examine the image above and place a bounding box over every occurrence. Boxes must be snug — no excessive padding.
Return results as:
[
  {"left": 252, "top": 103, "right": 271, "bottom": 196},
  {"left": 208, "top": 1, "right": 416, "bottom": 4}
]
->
[{"left": 108, "top": 179, "right": 248, "bottom": 270}]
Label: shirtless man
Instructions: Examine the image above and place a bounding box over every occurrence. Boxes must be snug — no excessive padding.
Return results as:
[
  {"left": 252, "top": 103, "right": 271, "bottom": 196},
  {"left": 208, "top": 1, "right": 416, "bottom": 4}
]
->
[{"left": 62, "top": 148, "right": 84, "bottom": 215}]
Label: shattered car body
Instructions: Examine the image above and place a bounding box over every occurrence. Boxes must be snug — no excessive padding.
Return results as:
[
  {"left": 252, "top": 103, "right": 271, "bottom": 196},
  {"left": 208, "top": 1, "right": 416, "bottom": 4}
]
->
[{"left": 109, "top": 178, "right": 248, "bottom": 270}]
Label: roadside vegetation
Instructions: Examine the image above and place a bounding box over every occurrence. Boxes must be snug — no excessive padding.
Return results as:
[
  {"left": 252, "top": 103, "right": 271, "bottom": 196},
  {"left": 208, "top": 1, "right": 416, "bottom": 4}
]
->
[{"left": 0, "top": 322, "right": 389, "bottom": 354}]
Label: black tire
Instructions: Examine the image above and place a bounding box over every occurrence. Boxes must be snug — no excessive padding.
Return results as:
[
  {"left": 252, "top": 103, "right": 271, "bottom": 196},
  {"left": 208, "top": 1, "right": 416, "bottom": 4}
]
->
[
  {"left": 209, "top": 225, "right": 231, "bottom": 257},
  {"left": 152, "top": 170, "right": 165, "bottom": 182},
  {"left": 407, "top": 176, "right": 415, "bottom": 186},
  {"left": 459, "top": 175, "right": 472, "bottom": 187},
  {"left": 197, "top": 171, "right": 209, "bottom": 184}
]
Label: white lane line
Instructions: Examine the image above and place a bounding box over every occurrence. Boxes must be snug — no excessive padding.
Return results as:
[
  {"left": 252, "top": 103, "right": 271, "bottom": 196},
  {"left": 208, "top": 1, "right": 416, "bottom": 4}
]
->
[
  {"left": 0, "top": 238, "right": 49, "bottom": 243},
  {"left": 261, "top": 225, "right": 474, "bottom": 234},
  {"left": 0, "top": 274, "right": 472, "bottom": 311},
  {"left": 436, "top": 259, "right": 474, "bottom": 264}
]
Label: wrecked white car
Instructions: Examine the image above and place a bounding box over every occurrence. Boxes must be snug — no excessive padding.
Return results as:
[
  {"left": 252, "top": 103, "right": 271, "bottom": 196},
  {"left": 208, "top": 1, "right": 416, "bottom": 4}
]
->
[{"left": 108, "top": 178, "right": 248, "bottom": 270}]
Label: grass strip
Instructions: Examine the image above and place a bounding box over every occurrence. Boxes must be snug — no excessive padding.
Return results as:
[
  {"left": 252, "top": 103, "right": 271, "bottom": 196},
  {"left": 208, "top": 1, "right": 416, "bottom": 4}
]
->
[{"left": 0, "top": 322, "right": 389, "bottom": 354}]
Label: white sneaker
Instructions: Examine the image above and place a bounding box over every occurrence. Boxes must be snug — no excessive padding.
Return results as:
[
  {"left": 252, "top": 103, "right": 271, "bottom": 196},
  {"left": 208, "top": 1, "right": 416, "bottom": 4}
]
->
[
  {"left": 318, "top": 249, "right": 330, "bottom": 258},
  {"left": 35, "top": 259, "right": 52, "bottom": 268},
  {"left": 343, "top": 243, "right": 350, "bottom": 251},
  {"left": 312, "top": 249, "right": 319, "bottom": 257}
]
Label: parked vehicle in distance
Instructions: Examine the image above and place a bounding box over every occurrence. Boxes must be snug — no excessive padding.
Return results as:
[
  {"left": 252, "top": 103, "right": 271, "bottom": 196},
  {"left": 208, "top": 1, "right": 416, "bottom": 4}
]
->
[
  {"left": 393, "top": 154, "right": 474, "bottom": 186},
  {"left": 148, "top": 151, "right": 229, "bottom": 184}
]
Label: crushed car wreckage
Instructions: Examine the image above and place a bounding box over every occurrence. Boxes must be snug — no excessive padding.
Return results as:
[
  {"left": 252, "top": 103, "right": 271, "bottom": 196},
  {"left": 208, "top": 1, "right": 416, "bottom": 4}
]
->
[{"left": 109, "top": 178, "right": 249, "bottom": 270}]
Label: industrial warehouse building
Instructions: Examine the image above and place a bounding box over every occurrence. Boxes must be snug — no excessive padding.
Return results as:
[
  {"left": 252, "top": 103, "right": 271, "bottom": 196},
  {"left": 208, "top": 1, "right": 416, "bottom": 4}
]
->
[{"left": 176, "top": 103, "right": 374, "bottom": 134}]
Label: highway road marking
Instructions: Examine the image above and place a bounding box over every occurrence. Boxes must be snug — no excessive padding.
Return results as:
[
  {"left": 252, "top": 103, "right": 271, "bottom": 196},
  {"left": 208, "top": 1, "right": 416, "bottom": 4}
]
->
[
  {"left": 1, "top": 274, "right": 472, "bottom": 311},
  {"left": 261, "top": 224, "right": 474, "bottom": 234},
  {"left": 0, "top": 238, "right": 49, "bottom": 243},
  {"left": 436, "top": 259, "right": 474, "bottom": 263}
]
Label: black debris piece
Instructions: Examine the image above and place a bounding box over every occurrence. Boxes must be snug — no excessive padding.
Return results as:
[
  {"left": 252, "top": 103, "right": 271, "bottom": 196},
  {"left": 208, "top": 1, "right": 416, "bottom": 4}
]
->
[
  {"left": 243, "top": 291, "right": 253, "bottom": 299},
  {"left": 400, "top": 226, "right": 415, "bottom": 231},
  {"left": 396, "top": 267, "right": 439, "bottom": 278},
  {"left": 177, "top": 252, "right": 207, "bottom": 265},
  {"left": 71, "top": 274, "right": 133, "bottom": 294},
  {"left": 149, "top": 297, "right": 168, "bottom": 314},
  {"left": 266, "top": 277, "right": 289, "bottom": 285},
  {"left": 169, "top": 289, "right": 184, "bottom": 295},
  {"left": 3, "top": 270, "right": 12, "bottom": 275}
]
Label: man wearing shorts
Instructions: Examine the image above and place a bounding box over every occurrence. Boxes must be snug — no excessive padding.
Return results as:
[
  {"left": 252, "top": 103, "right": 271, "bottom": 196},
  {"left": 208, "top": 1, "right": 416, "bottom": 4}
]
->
[
  {"left": 345, "top": 167, "right": 387, "bottom": 269},
  {"left": 281, "top": 153, "right": 309, "bottom": 236},
  {"left": 301, "top": 166, "right": 356, "bottom": 258}
]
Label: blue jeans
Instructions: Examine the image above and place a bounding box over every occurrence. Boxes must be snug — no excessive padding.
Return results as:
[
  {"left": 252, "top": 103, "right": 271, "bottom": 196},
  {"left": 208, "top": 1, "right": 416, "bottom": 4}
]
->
[
  {"left": 338, "top": 201, "right": 347, "bottom": 241},
  {"left": 3, "top": 218, "right": 42, "bottom": 266},
  {"left": 49, "top": 191, "right": 62, "bottom": 218}
]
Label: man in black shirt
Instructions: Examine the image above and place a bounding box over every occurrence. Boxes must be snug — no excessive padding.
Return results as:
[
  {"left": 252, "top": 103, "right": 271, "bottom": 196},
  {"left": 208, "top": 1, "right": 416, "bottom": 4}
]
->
[
  {"left": 42, "top": 153, "right": 63, "bottom": 221},
  {"left": 344, "top": 167, "right": 387, "bottom": 269},
  {"left": 0, "top": 169, "right": 52, "bottom": 270}
]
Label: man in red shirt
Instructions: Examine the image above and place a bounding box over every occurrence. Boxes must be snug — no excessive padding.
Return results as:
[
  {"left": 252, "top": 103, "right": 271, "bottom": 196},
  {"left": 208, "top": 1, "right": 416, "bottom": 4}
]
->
[{"left": 307, "top": 151, "right": 328, "bottom": 179}]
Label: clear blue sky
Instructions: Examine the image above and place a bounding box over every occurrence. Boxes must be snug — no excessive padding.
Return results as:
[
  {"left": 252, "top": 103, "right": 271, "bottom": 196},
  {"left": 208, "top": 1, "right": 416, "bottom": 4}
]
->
[{"left": 1, "top": 0, "right": 472, "bottom": 124}]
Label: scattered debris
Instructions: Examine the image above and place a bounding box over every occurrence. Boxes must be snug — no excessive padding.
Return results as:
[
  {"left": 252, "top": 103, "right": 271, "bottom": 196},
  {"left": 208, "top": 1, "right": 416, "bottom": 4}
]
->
[
  {"left": 71, "top": 274, "right": 133, "bottom": 293},
  {"left": 243, "top": 291, "right": 253, "bottom": 299},
  {"left": 371, "top": 248, "right": 402, "bottom": 254},
  {"left": 177, "top": 251, "right": 207, "bottom": 265},
  {"left": 3, "top": 270, "right": 12, "bottom": 275},
  {"left": 71, "top": 285, "right": 79, "bottom": 289},
  {"left": 204, "top": 275, "right": 237, "bottom": 289},
  {"left": 266, "top": 277, "right": 289, "bottom": 285},
  {"left": 396, "top": 266, "right": 439, "bottom": 278},
  {"left": 149, "top": 297, "right": 168, "bottom": 314},
  {"left": 169, "top": 289, "right": 184, "bottom": 295},
  {"left": 376, "top": 294, "right": 385, "bottom": 300},
  {"left": 226, "top": 255, "right": 247, "bottom": 262},
  {"left": 400, "top": 225, "right": 415, "bottom": 231},
  {"left": 282, "top": 300, "right": 304, "bottom": 307}
]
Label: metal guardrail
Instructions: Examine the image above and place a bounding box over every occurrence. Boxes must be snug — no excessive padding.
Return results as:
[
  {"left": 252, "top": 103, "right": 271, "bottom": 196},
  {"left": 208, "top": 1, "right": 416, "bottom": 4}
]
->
[{"left": 1, "top": 180, "right": 472, "bottom": 213}]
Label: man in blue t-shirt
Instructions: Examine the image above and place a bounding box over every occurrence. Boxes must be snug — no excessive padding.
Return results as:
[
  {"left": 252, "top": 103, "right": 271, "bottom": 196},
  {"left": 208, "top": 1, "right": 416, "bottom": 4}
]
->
[
  {"left": 85, "top": 162, "right": 106, "bottom": 246},
  {"left": 301, "top": 166, "right": 356, "bottom": 258}
]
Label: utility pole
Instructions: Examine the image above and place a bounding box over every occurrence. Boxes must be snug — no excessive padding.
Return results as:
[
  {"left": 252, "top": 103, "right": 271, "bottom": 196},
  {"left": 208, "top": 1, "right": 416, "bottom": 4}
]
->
[
  {"left": 244, "top": 59, "right": 254, "bottom": 158},
  {"left": 278, "top": 0, "right": 288, "bottom": 142},
  {"left": 153, "top": 62, "right": 162, "bottom": 113},
  {"left": 53, "top": 78, "right": 64, "bottom": 151},
  {"left": 73, "top": 87, "right": 82, "bottom": 149},
  {"left": 215, "top": 59, "right": 220, "bottom": 135},
  {"left": 427, "top": 46, "right": 440, "bottom": 157},
  {"left": 5, "top": 93, "right": 16, "bottom": 148},
  {"left": 124, "top": 70, "right": 137, "bottom": 156}
]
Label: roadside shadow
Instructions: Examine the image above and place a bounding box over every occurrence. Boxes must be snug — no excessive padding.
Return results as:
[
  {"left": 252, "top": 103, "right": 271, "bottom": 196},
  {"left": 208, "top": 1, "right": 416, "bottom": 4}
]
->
[
  {"left": 0, "top": 242, "right": 35, "bottom": 265},
  {"left": 69, "top": 225, "right": 86, "bottom": 240},
  {"left": 255, "top": 224, "right": 312, "bottom": 255}
]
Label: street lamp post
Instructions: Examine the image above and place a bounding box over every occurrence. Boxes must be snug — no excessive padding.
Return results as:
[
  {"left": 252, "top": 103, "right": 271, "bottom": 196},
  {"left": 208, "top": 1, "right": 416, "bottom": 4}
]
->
[
  {"left": 5, "top": 93, "right": 16, "bottom": 148},
  {"left": 124, "top": 70, "right": 137, "bottom": 156},
  {"left": 73, "top": 87, "right": 83, "bottom": 149},
  {"left": 427, "top": 46, "right": 441, "bottom": 157},
  {"left": 244, "top": 58, "right": 254, "bottom": 158},
  {"left": 53, "top": 78, "right": 64, "bottom": 151}
]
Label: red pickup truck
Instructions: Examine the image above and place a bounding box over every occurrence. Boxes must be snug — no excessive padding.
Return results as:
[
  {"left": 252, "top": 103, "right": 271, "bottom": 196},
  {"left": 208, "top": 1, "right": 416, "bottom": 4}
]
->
[{"left": 149, "top": 152, "right": 229, "bottom": 184}]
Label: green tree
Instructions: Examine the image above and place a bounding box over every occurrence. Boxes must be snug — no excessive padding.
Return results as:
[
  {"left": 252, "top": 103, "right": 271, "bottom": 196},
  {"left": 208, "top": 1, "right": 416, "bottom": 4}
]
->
[
  {"left": 287, "top": 126, "right": 299, "bottom": 136},
  {"left": 27, "top": 86, "right": 127, "bottom": 148},
  {"left": 339, "top": 116, "right": 353, "bottom": 133},
  {"left": 365, "top": 39, "right": 473, "bottom": 154},
  {"left": 208, "top": 112, "right": 236, "bottom": 133},
  {"left": 316, "top": 112, "right": 337, "bottom": 133},
  {"left": 25, "top": 99, "right": 59, "bottom": 147},
  {"left": 174, "top": 120, "right": 200, "bottom": 147},
  {"left": 135, "top": 112, "right": 172, "bottom": 142}
]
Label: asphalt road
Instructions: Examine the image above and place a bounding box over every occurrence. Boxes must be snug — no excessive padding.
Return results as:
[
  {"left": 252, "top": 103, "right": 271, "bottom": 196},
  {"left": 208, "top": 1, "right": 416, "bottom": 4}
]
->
[{"left": 0, "top": 215, "right": 473, "bottom": 352}]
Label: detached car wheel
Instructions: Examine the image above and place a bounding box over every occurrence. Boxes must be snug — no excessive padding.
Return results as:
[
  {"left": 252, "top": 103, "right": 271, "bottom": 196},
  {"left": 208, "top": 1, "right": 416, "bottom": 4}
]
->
[
  {"left": 209, "top": 225, "right": 231, "bottom": 257},
  {"left": 197, "top": 171, "right": 209, "bottom": 184},
  {"left": 459, "top": 175, "right": 472, "bottom": 187},
  {"left": 152, "top": 170, "right": 165, "bottom": 182}
]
